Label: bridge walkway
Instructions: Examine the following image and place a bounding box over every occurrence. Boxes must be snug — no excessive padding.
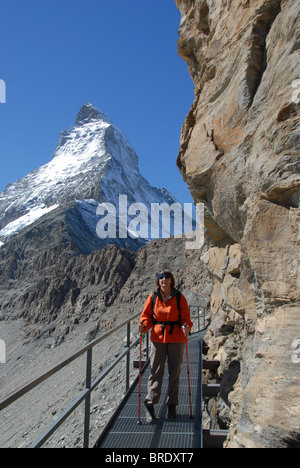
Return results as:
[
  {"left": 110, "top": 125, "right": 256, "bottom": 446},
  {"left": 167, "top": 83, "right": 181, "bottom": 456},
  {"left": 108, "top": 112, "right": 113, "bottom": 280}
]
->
[{"left": 96, "top": 331, "right": 203, "bottom": 449}]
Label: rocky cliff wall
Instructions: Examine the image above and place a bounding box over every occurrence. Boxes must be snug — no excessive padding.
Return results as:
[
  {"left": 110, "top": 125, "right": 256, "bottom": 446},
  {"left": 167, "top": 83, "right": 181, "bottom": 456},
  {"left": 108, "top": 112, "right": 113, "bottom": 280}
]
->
[{"left": 175, "top": 0, "right": 300, "bottom": 448}]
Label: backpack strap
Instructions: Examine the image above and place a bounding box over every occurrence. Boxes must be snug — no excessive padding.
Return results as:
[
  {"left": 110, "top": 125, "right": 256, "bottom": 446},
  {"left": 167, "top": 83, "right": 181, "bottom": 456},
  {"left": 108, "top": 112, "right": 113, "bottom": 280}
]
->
[
  {"left": 176, "top": 292, "right": 182, "bottom": 318},
  {"left": 151, "top": 290, "right": 158, "bottom": 315}
]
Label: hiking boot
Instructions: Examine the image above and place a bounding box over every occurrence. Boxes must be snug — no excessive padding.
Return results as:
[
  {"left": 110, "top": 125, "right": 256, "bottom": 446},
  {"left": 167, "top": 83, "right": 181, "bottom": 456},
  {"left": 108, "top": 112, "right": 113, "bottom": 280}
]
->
[
  {"left": 144, "top": 401, "right": 158, "bottom": 424},
  {"left": 167, "top": 404, "right": 177, "bottom": 421}
]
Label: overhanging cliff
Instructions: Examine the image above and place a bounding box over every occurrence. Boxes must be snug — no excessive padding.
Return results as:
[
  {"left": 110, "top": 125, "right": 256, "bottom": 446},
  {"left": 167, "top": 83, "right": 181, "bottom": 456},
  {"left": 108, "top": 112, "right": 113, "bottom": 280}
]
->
[{"left": 175, "top": 0, "right": 300, "bottom": 448}]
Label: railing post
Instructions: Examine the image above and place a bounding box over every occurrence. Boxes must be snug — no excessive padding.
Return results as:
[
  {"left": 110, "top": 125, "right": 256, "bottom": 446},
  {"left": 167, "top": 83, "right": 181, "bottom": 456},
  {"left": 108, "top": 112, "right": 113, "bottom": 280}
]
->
[
  {"left": 126, "top": 322, "right": 130, "bottom": 392},
  {"left": 146, "top": 332, "right": 149, "bottom": 360},
  {"left": 83, "top": 348, "right": 92, "bottom": 448}
]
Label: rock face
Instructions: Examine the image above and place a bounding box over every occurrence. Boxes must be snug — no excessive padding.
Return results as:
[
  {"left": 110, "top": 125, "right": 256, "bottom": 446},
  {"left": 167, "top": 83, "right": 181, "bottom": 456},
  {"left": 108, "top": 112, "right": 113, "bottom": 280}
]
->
[{"left": 175, "top": 0, "right": 300, "bottom": 448}]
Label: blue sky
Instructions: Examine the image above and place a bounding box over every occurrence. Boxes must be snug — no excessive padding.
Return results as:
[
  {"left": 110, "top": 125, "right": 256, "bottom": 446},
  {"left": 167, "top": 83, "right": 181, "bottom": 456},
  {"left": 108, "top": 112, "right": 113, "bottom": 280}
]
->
[{"left": 0, "top": 0, "right": 194, "bottom": 204}]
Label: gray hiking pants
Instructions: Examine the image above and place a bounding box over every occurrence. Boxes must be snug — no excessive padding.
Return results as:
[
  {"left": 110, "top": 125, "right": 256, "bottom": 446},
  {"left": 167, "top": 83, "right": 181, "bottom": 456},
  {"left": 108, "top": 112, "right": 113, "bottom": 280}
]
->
[{"left": 146, "top": 342, "right": 185, "bottom": 406}]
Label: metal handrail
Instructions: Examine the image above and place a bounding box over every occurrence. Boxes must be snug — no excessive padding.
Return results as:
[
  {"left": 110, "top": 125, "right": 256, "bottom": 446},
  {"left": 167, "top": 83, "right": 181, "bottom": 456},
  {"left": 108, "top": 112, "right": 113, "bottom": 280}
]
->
[
  {"left": 0, "top": 311, "right": 144, "bottom": 448},
  {"left": 0, "top": 304, "right": 209, "bottom": 448},
  {"left": 190, "top": 305, "right": 209, "bottom": 332}
]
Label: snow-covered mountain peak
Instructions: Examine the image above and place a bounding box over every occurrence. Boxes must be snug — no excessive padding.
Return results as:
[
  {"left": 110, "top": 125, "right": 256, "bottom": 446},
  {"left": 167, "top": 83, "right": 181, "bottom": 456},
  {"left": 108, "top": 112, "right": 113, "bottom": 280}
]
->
[
  {"left": 0, "top": 103, "right": 181, "bottom": 251},
  {"left": 75, "top": 102, "right": 112, "bottom": 127},
  {"left": 54, "top": 103, "right": 112, "bottom": 157}
]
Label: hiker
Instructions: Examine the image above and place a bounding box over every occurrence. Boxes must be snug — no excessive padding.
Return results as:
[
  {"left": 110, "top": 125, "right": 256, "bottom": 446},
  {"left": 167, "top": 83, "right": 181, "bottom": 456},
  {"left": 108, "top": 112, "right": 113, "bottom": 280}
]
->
[{"left": 138, "top": 271, "right": 193, "bottom": 422}]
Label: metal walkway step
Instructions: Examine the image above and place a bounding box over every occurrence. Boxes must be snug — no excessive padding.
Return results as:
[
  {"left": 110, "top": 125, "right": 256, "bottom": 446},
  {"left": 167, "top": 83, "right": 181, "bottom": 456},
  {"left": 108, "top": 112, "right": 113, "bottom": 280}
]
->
[
  {"left": 202, "top": 383, "right": 220, "bottom": 397},
  {"left": 95, "top": 332, "right": 204, "bottom": 449},
  {"left": 202, "top": 359, "right": 220, "bottom": 370},
  {"left": 203, "top": 429, "right": 229, "bottom": 448}
]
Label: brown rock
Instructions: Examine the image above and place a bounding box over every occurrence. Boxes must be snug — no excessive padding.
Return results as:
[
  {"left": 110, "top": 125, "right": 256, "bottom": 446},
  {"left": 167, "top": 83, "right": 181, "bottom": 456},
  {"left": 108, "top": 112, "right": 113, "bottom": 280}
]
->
[{"left": 176, "top": 0, "right": 300, "bottom": 448}]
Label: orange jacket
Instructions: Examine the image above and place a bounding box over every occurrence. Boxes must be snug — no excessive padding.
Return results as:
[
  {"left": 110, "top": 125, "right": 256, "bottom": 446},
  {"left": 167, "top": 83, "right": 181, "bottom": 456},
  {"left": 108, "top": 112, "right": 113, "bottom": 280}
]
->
[{"left": 140, "top": 289, "right": 193, "bottom": 344}]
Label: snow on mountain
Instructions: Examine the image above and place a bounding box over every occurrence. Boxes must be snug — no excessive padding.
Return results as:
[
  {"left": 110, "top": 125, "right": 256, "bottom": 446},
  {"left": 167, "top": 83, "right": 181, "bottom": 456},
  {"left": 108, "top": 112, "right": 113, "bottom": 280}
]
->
[
  {"left": 0, "top": 204, "right": 59, "bottom": 238},
  {"left": 0, "top": 103, "right": 186, "bottom": 251}
]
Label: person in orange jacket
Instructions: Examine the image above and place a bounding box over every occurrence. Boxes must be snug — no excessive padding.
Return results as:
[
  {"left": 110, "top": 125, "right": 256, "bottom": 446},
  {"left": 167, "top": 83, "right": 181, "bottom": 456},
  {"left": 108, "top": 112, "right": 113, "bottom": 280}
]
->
[{"left": 138, "top": 270, "right": 193, "bottom": 422}]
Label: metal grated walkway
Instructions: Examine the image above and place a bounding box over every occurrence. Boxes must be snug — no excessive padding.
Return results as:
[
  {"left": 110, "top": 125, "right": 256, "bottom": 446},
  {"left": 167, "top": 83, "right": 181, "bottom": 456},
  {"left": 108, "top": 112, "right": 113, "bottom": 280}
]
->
[{"left": 96, "top": 332, "right": 204, "bottom": 449}]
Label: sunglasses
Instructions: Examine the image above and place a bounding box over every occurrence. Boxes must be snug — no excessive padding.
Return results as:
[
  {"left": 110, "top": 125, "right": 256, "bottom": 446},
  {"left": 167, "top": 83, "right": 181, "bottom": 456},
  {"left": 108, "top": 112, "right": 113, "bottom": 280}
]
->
[{"left": 158, "top": 273, "right": 172, "bottom": 280}]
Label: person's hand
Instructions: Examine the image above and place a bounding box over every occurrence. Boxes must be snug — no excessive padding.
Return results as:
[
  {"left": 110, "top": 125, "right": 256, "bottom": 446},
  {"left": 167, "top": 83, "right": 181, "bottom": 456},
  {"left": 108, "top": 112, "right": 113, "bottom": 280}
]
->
[
  {"left": 138, "top": 323, "right": 146, "bottom": 333},
  {"left": 182, "top": 324, "right": 190, "bottom": 337}
]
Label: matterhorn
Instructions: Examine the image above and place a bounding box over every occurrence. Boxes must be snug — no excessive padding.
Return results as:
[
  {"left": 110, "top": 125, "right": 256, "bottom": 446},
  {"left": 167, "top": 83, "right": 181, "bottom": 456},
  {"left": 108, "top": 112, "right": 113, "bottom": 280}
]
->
[{"left": 0, "top": 103, "right": 179, "bottom": 253}]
